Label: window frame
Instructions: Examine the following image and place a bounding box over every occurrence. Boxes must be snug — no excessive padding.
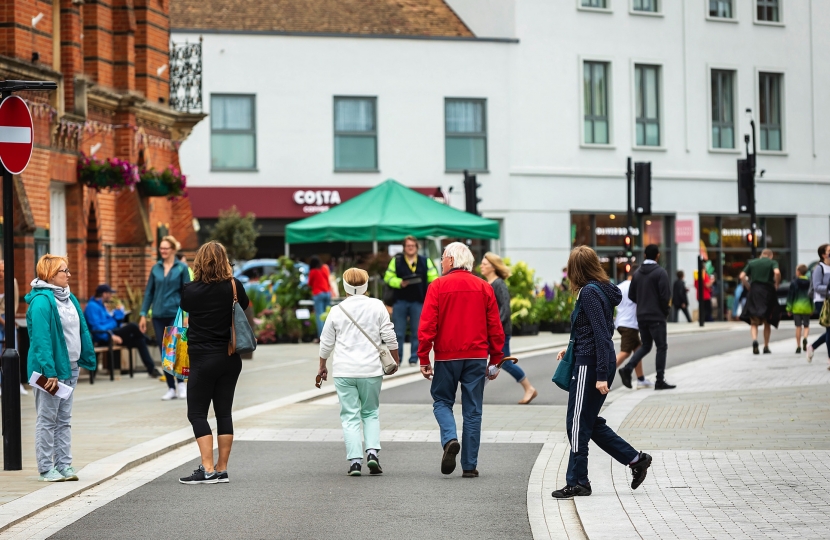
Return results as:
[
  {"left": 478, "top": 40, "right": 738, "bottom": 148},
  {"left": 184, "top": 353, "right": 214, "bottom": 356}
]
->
[
  {"left": 333, "top": 95, "right": 380, "bottom": 172},
  {"left": 630, "top": 0, "right": 662, "bottom": 16},
  {"left": 705, "top": 0, "right": 737, "bottom": 22},
  {"left": 708, "top": 66, "right": 740, "bottom": 153},
  {"left": 756, "top": 68, "right": 787, "bottom": 155},
  {"left": 577, "top": 0, "right": 612, "bottom": 14},
  {"left": 580, "top": 57, "right": 614, "bottom": 148},
  {"left": 631, "top": 61, "right": 666, "bottom": 151},
  {"left": 444, "top": 97, "right": 489, "bottom": 173},
  {"left": 210, "top": 93, "right": 257, "bottom": 172},
  {"left": 754, "top": 0, "right": 784, "bottom": 26}
]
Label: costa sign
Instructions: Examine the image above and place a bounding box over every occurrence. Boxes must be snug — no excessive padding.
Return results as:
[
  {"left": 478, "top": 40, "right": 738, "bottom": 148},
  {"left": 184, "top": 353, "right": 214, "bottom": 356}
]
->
[
  {"left": 0, "top": 95, "right": 34, "bottom": 175},
  {"left": 293, "top": 190, "right": 342, "bottom": 214}
]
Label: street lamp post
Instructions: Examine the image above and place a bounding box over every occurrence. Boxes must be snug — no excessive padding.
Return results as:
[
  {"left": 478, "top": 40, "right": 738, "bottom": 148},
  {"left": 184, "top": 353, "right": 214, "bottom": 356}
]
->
[
  {"left": 745, "top": 108, "right": 758, "bottom": 259},
  {"left": 0, "top": 80, "right": 57, "bottom": 471}
]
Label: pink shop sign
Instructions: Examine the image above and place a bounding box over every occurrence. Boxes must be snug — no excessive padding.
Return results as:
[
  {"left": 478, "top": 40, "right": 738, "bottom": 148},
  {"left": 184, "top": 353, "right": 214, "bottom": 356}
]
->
[{"left": 675, "top": 220, "right": 695, "bottom": 243}]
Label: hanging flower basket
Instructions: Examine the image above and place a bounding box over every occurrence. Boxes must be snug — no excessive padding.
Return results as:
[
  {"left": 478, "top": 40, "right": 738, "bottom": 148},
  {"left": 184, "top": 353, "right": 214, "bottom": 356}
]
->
[
  {"left": 77, "top": 155, "right": 139, "bottom": 192},
  {"left": 138, "top": 165, "right": 187, "bottom": 200}
]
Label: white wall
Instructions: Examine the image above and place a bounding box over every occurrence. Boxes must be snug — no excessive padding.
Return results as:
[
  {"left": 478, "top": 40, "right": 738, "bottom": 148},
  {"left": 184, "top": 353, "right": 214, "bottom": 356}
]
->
[{"left": 444, "top": 0, "right": 516, "bottom": 38}]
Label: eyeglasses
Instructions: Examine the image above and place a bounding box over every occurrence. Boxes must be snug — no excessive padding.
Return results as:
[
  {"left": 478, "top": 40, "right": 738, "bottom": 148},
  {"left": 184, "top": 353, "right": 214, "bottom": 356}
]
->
[
  {"left": 57, "top": 268, "right": 71, "bottom": 275},
  {"left": 159, "top": 247, "right": 173, "bottom": 251}
]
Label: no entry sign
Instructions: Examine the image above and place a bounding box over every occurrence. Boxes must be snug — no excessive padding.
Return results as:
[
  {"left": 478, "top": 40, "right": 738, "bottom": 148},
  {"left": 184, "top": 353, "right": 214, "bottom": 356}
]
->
[{"left": 0, "top": 95, "right": 33, "bottom": 175}]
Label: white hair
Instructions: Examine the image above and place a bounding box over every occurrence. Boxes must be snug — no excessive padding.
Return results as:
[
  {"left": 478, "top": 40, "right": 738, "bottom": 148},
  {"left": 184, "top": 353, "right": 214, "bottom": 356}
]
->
[{"left": 443, "top": 242, "right": 475, "bottom": 271}]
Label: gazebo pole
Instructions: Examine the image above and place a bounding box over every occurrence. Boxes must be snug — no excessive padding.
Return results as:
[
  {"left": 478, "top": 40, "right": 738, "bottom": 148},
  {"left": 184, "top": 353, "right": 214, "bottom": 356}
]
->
[
  {"left": 372, "top": 240, "right": 378, "bottom": 298},
  {"left": 284, "top": 241, "right": 289, "bottom": 258}
]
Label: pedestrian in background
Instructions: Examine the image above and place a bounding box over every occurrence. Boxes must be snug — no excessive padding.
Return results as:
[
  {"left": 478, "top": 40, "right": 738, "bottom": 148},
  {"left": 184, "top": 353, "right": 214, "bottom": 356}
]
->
[
  {"left": 177, "top": 252, "right": 195, "bottom": 280},
  {"left": 806, "top": 244, "right": 830, "bottom": 365},
  {"left": 0, "top": 259, "right": 25, "bottom": 396},
  {"left": 615, "top": 269, "right": 651, "bottom": 388},
  {"left": 308, "top": 256, "right": 332, "bottom": 342},
  {"left": 694, "top": 267, "right": 713, "bottom": 322},
  {"left": 383, "top": 236, "right": 438, "bottom": 365},
  {"left": 552, "top": 246, "right": 651, "bottom": 499},
  {"left": 739, "top": 249, "right": 781, "bottom": 354},
  {"left": 318, "top": 268, "right": 399, "bottom": 476},
  {"left": 786, "top": 264, "right": 813, "bottom": 354},
  {"left": 84, "top": 284, "right": 161, "bottom": 377},
  {"left": 26, "top": 255, "right": 96, "bottom": 482},
  {"left": 178, "top": 242, "right": 249, "bottom": 485},
  {"left": 480, "top": 252, "right": 537, "bottom": 404},
  {"left": 672, "top": 270, "right": 692, "bottom": 323},
  {"left": 619, "top": 244, "right": 676, "bottom": 390},
  {"left": 419, "top": 242, "right": 504, "bottom": 478},
  {"left": 139, "top": 235, "right": 191, "bottom": 400}
]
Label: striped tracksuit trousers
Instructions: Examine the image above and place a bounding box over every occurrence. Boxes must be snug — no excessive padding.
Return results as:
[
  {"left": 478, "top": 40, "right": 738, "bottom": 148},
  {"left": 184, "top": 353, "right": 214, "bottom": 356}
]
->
[{"left": 566, "top": 362, "right": 639, "bottom": 487}]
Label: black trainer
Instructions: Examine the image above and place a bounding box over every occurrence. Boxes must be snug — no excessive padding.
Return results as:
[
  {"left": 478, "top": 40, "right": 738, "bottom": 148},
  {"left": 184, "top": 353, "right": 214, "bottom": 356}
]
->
[
  {"left": 763, "top": 346, "right": 771, "bottom": 354},
  {"left": 654, "top": 380, "right": 676, "bottom": 390},
  {"left": 803, "top": 338, "right": 808, "bottom": 351},
  {"left": 348, "top": 462, "right": 362, "bottom": 476},
  {"left": 215, "top": 470, "right": 229, "bottom": 483},
  {"left": 630, "top": 452, "right": 652, "bottom": 489},
  {"left": 752, "top": 341, "right": 760, "bottom": 355},
  {"left": 462, "top": 469, "right": 479, "bottom": 478},
  {"left": 149, "top": 368, "right": 163, "bottom": 378},
  {"left": 618, "top": 368, "right": 633, "bottom": 389},
  {"left": 179, "top": 465, "right": 218, "bottom": 485},
  {"left": 441, "top": 439, "right": 460, "bottom": 475},
  {"left": 551, "top": 483, "right": 592, "bottom": 498},
  {"left": 367, "top": 454, "right": 382, "bottom": 475},
  {"left": 796, "top": 347, "right": 802, "bottom": 354}
]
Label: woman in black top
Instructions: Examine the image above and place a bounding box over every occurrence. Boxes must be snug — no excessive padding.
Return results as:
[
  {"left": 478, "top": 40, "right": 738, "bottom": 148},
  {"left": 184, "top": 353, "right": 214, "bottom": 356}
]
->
[
  {"left": 552, "top": 246, "right": 651, "bottom": 499},
  {"left": 178, "top": 242, "right": 249, "bottom": 485}
]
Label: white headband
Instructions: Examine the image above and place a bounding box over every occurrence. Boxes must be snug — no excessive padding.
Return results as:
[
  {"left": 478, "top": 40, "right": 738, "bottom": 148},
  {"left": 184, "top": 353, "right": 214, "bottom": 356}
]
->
[{"left": 343, "top": 280, "right": 368, "bottom": 296}]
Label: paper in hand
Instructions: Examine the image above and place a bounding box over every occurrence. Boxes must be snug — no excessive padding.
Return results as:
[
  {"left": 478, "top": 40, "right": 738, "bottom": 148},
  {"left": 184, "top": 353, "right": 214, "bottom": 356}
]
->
[{"left": 29, "top": 371, "right": 74, "bottom": 400}]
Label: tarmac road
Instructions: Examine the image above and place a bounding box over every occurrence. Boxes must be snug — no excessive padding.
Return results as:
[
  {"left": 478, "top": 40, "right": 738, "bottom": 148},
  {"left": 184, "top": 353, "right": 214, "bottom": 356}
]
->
[{"left": 382, "top": 326, "right": 788, "bottom": 406}]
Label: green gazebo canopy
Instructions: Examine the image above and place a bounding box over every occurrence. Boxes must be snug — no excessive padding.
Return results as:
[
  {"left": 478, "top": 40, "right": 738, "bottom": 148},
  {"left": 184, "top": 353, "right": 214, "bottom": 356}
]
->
[{"left": 285, "top": 179, "right": 500, "bottom": 244}]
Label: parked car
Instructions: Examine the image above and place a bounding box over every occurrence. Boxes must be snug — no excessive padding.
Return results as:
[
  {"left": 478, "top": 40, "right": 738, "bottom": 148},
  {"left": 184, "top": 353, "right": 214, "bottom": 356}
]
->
[{"left": 233, "top": 259, "right": 309, "bottom": 300}]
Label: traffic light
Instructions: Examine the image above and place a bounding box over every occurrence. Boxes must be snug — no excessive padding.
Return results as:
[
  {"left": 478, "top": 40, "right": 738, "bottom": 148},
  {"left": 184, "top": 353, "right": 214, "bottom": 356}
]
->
[
  {"left": 463, "top": 170, "right": 481, "bottom": 215},
  {"left": 623, "top": 234, "right": 633, "bottom": 256},
  {"left": 737, "top": 159, "right": 754, "bottom": 214},
  {"left": 746, "top": 232, "right": 754, "bottom": 247},
  {"left": 634, "top": 162, "right": 651, "bottom": 215}
]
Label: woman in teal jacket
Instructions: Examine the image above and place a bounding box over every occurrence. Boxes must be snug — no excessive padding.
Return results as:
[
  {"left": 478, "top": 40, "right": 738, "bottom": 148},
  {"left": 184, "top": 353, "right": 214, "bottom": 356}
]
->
[{"left": 26, "top": 254, "right": 96, "bottom": 482}]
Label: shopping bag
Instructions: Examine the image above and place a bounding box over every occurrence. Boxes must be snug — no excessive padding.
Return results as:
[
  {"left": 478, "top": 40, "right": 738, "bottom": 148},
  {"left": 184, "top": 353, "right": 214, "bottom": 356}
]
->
[
  {"left": 162, "top": 308, "right": 189, "bottom": 380},
  {"left": 820, "top": 299, "right": 830, "bottom": 328}
]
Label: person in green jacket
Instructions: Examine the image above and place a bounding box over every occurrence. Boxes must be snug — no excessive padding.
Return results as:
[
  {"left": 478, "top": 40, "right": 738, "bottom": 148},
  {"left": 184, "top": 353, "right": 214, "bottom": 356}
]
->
[
  {"left": 26, "top": 254, "right": 96, "bottom": 482},
  {"left": 786, "top": 264, "right": 814, "bottom": 354}
]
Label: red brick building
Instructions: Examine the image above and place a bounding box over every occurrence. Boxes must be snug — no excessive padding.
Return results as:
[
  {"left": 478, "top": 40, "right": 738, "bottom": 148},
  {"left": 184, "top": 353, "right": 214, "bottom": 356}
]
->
[{"left": 0, "top": 0, "right": 203, "bottom": 306}]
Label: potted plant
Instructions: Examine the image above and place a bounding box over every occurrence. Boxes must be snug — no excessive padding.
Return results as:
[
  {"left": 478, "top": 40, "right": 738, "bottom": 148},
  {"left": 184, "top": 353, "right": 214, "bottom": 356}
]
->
[
  {"left": 138, "top": 165, "right": 187, "bottom": 199},
  {"left": 77, "top": 155, "right": 139, "bottom": 192},
  {"left": 550, "top": 289, "right": 576, "bottom": 334}
]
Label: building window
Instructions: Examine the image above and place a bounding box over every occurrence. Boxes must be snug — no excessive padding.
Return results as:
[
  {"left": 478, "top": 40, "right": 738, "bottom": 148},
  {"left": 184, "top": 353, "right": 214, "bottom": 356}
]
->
[
  {"left": 709, "top": 0, "right": 733, "bottom": 18},
  {"left": 445, "top": 98, "right": 487, "bottom": 172},
  {"left": 582, "top": 0, "right": 607, "bottom": 7},
  {"left": 757, "top": 0, "right": 780, "bottom": 22},
  {"left": 711, "top": 70, "right": 735, "bottom": 149},
  {"left": 759, "top": 72, "right": 783, "bottom": 151},
  {"left": 635, "top": 64, "right": 660, "bottom": 147},
  {"left": 211, "top": 94, "right": 256, "bottom": 170},
  {"left": 334, "top": 97, "right": 378, "bottom": 171},
  {"left": 584, "top": 62, "right": 610, "bottom": 144},
  {"left": 633, "top": 0, "right": 658, "bottom": 12}
]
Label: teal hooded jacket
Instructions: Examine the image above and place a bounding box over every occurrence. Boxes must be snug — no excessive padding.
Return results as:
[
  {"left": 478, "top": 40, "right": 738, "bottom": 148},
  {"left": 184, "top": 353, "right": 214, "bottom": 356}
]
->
[{"left": 25, "top": 288, "right": 96, "bottom": 380}]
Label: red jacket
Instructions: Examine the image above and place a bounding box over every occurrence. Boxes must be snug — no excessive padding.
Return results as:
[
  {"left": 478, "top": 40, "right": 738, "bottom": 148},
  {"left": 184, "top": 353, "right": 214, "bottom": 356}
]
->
[
  {"left": 417, "top": 269, "right": 505, "bottom": 366},
  {"left": 308, "top": 266, "right": 331, "bottom": 296}
]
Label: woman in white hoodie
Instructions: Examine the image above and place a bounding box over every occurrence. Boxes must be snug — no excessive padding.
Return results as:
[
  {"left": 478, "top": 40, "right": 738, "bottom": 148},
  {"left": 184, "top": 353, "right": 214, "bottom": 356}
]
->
[{"left": 317, "top": 268, "right": 398, "bottom": 476}]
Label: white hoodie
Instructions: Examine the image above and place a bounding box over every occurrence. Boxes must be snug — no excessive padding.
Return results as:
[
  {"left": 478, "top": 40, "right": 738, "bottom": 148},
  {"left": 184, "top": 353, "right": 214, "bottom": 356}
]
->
[
  {"left": 319, "top": 295, "right": 398, "bottom": 378},
  {"left": 30, "top": 278, "right": 81, "bottom": 365}
]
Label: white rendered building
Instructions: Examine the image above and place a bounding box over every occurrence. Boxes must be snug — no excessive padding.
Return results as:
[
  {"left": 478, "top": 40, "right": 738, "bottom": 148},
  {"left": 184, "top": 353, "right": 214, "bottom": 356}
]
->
[{"left": 173, "top": 0, "right": 830, "bottom": 318}]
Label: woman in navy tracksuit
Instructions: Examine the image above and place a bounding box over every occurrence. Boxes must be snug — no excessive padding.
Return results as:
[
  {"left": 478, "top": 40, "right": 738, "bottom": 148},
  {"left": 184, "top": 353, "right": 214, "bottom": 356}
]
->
[{"left": 552, "top": 246, "right": 652, "bottom": 498}]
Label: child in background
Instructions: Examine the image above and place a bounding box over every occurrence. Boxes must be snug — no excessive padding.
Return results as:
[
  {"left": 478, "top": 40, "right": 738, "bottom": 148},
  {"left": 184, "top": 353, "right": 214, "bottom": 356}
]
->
[{"left": 786, "top": 264, "right": 813, "bottom": 355}]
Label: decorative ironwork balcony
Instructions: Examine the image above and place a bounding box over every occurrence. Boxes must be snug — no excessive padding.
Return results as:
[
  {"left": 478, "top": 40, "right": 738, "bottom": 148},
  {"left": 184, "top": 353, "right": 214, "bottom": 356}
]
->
[{"left": 169, "top": 38, "right": 202, "bottom": 113}]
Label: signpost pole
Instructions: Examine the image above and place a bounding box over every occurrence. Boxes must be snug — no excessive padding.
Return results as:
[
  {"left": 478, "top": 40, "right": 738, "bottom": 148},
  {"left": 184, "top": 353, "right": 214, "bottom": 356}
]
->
[{"left": 697, "top": 255, "right": 705, "bottom": 328}]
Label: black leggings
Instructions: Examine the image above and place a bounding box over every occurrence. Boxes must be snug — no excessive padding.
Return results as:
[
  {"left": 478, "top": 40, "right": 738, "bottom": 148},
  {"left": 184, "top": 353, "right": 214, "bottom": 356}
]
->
[{"left": 186, "top": 350, "right": 242, "bottom": 439}]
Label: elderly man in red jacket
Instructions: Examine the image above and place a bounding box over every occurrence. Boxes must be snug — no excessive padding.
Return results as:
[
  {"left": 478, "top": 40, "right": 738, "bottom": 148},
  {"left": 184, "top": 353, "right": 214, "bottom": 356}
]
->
[{"left": 419, "top": 242, "right": 505, "bottom": 478}]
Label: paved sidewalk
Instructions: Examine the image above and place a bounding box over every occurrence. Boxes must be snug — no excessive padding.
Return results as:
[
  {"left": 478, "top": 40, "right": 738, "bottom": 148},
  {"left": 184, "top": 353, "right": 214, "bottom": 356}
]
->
[{"left": 570, "top": 337, "right": 830, "bottom": 539}]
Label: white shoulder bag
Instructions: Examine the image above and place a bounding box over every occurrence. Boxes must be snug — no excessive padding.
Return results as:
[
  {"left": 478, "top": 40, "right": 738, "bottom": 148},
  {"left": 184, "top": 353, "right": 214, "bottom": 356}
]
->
[{"left": 338, "top": 304, "right": 397, "bottom": 375}]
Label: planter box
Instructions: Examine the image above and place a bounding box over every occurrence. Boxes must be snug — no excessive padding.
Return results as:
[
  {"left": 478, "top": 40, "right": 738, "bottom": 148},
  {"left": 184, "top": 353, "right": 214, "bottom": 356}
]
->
[
  {"left": 538, "top": 321, "right": 554, "bottom": 332},
  {"left": 550, "top": 322, "right": 571, "bottom": 334},
  {"left": 138, "top": 177, "right": 170, "bottom": 197},
  {"left": 514, "top": 323, "right": 539, "bottom": 336}
]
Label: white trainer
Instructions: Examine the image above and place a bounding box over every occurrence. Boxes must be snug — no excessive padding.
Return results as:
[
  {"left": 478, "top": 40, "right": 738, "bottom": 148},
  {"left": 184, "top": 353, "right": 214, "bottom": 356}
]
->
[
  {"left": 806, "top": 345, "right": 814, "bottom": 362},
  {"left": 162, "top": 388, "right": 177, "bottom": 401},
  {"left": 177, "top": 382, "right": 187, "bottom": 399},
  {"left": 637, "top": 379, "right": 654, "bottom": 389},
  {"left": 20, "top": 384, "right": 28, "bottom": 395}
]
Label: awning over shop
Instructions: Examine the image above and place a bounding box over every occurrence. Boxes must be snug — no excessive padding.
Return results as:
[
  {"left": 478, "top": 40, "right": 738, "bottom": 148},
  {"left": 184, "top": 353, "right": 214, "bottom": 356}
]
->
[{"left": 285, "top": 179, "right": 500, "bottom": 244}]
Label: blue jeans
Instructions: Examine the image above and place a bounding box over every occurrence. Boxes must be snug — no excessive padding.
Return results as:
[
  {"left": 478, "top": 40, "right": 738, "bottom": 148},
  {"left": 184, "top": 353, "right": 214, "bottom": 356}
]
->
[
  {"left": 35, "top": 367, "right": 80, "bottom": 473},
  {"left": 313, "top": 292, "right": 331, "bottom": 339},
  {"left": 431, "top": 359, "right": 486, "bottom": 471},
  {"left": 392, "top": 300, "right": 422, "bottom": 364},
  {"left": 153, "top": 317, "right": 177, "bottom": 390},
  {"left": 500, "top": 336, "right": 527, "bottom": 383}
]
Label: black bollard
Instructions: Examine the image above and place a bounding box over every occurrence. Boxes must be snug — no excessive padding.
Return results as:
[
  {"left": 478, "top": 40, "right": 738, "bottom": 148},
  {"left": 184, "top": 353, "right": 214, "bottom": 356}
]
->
[{"left": 2, "top": 348, "right": 22, "bottom": 470}]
